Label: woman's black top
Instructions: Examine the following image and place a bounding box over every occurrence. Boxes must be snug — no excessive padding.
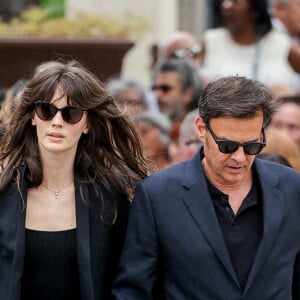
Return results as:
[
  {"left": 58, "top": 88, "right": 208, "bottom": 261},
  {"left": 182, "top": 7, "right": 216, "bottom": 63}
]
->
[{"left": 21, "top": 228, "right": 81, "bottom": 300}]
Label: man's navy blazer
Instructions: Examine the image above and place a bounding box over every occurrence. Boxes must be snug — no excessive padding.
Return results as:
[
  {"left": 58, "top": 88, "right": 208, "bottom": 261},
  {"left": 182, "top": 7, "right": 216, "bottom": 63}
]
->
[{"left": 113, "top": 150, "right": 300, "bottom": 299}]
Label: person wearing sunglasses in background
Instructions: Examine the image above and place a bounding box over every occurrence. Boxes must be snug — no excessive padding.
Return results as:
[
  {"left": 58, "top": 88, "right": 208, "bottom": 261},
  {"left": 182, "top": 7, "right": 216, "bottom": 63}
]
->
[
  {"left": 151, "top": 58, "right": 203, "bottom": 165},
  {"left": 158, "top": 31, "right": 202, "bottom": 68},
  {"left": 112, "top": 76, "right": 300, "bottom": 299},
  {"left": 151, "top": 58, "right": 203, "bottom": 123},
  {"left": 0, "top": 60, "right": 149, "bottom": 300}
]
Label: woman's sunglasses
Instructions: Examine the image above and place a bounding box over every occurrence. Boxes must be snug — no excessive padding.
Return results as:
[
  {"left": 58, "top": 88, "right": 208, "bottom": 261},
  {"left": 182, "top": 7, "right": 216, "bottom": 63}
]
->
[
  {"left": 206, "top": 122, "right": 266, "bottom": 155},
  {"left": 34, "top": 101, "right": 86, "bottom": 124}
]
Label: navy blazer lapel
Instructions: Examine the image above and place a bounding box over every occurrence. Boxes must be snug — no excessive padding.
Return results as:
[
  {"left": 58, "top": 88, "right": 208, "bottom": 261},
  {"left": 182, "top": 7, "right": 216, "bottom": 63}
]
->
[
  {"left": 75, "top": 182, "right": 94, "bottom": 300},
  {"left": 243, "top": 160, "right": 284, "bottom": 294},
  {"left": 181, "top": 152, "right": 240, "bottom": 288}
]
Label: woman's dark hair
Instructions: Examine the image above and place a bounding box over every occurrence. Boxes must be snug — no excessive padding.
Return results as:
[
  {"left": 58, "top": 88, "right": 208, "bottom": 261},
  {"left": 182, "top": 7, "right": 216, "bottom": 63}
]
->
[
  {"left": 250, "top": 0, "right": 272, "bottom": 36},
  {"left": 0, "top": 60, "right": 150, "bottom": 218},
  {"left": 217, "top": 0, "right": 272, "bottom": 36}
]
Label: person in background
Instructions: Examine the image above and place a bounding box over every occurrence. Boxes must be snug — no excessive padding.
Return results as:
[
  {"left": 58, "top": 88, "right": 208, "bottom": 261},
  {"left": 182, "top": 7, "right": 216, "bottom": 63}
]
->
[
  {"left": 151, "top": 58, "right": 203, "bottom": 123},
  {"left": 199, "top": 0, "right": 300, "bottom": 89},
  {"left": 257, "top": 126, "right": 300, "bottom": 170},
  {"left": 169, "top": 108, "right": 202, "bottom": 164},
  {"left": 106, "top": 78, "right": 149, "bottom": 116},
  {"left": 0, "top": 79, "right": 27, "bottom": 130},
  {"left": 257, "top": 152, "right": 293, "bottom": 167},
  {"left": 270, "top": 95, "right": 300, "bottom": 151},
  {"left": 268, "top": 0, "right": 300, "bottom": 90},
  {"left": 269, "top": 0, "right": 300, "bottom": 41},
  {"left": 133, "top": 111, "right": 172, "bottom": 171},
  {"left": 112, "top": 76, "right": 300, "bottom": 299},
  {"left": 158, "top": 31, "right": 202, "bottom": 68},
  {"left": 151, "top": 58, "right": 203, "bottom": 166},
  {"left": 0, "top": 60, "right": 149, "bottom": 300}
]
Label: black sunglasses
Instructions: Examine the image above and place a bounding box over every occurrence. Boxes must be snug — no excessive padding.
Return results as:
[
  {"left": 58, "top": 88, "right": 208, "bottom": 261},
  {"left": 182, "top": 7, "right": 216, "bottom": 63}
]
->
[
  {"left": 34, "top": 102, "right": 86, "bottom": 124},
  {"left": 151, "top": 84, "right": 174, "bottom": 93},
  {"left": 206, "top": 122, "right": 266, "bottom": 155}
]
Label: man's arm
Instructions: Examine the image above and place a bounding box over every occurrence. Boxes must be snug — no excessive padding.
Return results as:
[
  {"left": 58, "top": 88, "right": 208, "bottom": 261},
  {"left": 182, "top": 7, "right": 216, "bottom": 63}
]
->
[{"left": 112, "top": 182, "right": 160, "bottom": 300}]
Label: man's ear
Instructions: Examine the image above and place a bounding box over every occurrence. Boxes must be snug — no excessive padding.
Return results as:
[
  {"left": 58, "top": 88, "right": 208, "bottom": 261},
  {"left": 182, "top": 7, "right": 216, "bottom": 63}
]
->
[{"left": 195, "top": 116, "right": 206, "bottom": 142}]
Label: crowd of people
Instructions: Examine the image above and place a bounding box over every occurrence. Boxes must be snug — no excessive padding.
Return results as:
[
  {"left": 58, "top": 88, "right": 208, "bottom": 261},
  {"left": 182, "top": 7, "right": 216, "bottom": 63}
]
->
[{"left": 0, "top": 0, "right": 300, "bottom": 299}]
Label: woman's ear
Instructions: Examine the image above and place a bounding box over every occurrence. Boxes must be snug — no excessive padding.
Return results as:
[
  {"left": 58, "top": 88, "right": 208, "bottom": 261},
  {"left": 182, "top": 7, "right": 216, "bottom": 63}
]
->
[
  {"left": 31, "top": 115, "right": 36, "bottom": 126},
  {"left": 82, "top": 116, "right": 90, "bottom": 134},
  {"left": 83, "top": 121, "right": 89, "bottom": 134}
]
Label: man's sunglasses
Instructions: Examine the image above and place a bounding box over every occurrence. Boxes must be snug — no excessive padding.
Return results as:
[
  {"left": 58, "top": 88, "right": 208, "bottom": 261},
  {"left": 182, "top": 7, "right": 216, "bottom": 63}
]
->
[
  {"left": 151, "top": 84, "right": 174, "bottom": 93},
  {"left": 34, "top": 101, "right": 86, "bottom": 124},
  {"left": 172, "top": 44, "right": 202, "bottom": 59},
  {"left": 206, "top": 122, "right": 266, "bottom": 155}
]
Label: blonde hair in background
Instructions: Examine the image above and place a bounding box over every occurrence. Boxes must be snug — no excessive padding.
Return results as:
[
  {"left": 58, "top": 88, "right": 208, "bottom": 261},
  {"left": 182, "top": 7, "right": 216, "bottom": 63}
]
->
[{"left": 260, "top": 127, "right": 300, "bottom": 171}]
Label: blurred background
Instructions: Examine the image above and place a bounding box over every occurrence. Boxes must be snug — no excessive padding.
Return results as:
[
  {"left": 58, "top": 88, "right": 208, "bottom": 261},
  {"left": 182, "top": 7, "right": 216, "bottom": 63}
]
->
[{"left": 0, "top": 0, "right": 208, "bottom": 86}]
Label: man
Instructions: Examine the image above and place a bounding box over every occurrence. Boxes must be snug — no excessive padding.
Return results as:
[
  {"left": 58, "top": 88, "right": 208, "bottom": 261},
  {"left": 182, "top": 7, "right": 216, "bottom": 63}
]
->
[
  {"left": 151, "top": 58, "right": 202, "bottom": 122},
  {"left": 270, "top": 95, "right": 300, "bottom": 150},
  {"left": 113, "top": 76, "right": 300, "bottom": 299}
]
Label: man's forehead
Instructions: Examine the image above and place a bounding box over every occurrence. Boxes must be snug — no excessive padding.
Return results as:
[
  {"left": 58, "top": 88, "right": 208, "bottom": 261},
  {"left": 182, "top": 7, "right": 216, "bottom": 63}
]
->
[
  {"left": 156, "top": 71, "right": 180, "bottom": 84},
  {"left": 278, "top": 101, "right": 300, "bottom": 112}
]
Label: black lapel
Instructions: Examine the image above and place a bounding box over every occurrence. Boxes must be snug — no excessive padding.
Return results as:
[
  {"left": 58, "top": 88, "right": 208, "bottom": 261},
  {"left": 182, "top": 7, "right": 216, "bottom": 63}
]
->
[
  {"left": 75, "top": 181, "right": 94, "bottom": 300},
  {"left": 243, "top": 160, "right": 284, "bottom": 294}
]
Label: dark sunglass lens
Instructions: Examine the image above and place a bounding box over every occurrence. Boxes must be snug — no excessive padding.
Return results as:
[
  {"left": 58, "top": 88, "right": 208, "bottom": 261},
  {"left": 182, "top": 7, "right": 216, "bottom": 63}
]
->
[
  {"left": 244, "top": 143, "right": 264, "bottom": 155},
  {"left": 161, "top": 85, "right": 172, "bottom": 93},
  {"left": 219, "top": 141, "right": 239, "bottom": 154},
  {"left": 61, "top": 107, "right": 83, "bottom": 124},
  {"left": 152, "top": 85, "right": 172, "bottom": 93},
  {"left": 35, "top": 103, "right": 56, "bottom": 121}
]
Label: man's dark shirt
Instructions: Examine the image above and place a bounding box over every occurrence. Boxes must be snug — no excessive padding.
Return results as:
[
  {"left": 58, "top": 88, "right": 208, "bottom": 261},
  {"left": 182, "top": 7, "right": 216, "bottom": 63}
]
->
[{"left": 206, "top": 172, "right": 263, "bottom": 290}]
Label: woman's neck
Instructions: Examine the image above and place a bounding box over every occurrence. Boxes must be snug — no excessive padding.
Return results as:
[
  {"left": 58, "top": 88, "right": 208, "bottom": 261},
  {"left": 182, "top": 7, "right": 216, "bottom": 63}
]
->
[
  {"left": 41, "top": 153, "right": 75, "bottom": 187},
  {"left": 230, "top": 26, "right": 257, "bottom": 45}
]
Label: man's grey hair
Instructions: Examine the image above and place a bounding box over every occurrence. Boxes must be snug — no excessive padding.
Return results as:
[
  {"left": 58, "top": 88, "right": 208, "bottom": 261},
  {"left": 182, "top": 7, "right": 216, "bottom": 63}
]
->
[{"left": 198, "top": 76, "right": 278, "bottom": 128}]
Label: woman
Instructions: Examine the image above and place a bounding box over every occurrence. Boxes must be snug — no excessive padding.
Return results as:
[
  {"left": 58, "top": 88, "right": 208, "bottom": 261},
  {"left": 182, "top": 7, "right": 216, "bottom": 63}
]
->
[
  {"left": 0, "top": 60, "right": 149, "bottom": 299},
  {"left": 200, "top": 0, "right": 300, "bottom": 89}
]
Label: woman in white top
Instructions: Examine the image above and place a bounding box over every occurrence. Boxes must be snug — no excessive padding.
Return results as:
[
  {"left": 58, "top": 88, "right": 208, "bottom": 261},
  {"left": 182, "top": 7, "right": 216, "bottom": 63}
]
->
[{"left": 200, "top": 0, "right": 300, "bottom": 89}]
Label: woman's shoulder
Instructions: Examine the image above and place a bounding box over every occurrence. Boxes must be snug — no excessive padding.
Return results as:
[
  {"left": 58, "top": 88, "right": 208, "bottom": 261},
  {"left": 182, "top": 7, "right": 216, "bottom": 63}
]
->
[
  {"left": 203, "top": 27, "right": 229, "bottom": 41},
  {"left": 263, "top": 29, "right": 292, "bottom": 46}
]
